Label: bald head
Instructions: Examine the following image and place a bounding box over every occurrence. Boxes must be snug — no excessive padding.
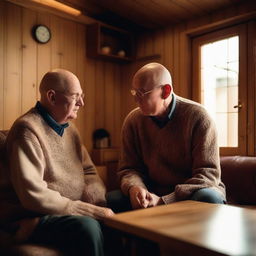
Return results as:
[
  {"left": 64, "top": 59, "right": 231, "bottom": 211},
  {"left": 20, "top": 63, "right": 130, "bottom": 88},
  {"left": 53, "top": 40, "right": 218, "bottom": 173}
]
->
[
  {"left": 39, "top": 69, "right": 80, "bottom": 95},
  {"left": 133, "top": 63, "right": 172, "bottom": 91},
  {"left": 38, "top": 69, "right": 83, "bottom": 124}
]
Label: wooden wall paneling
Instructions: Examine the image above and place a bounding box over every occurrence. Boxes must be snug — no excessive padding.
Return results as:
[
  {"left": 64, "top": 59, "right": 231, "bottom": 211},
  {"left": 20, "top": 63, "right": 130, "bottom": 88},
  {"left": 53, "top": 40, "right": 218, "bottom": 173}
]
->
[
  {"left": 4, "top": 3, "right": 22, "bottom": 129},
  {"left": 120, "top": 64, "right": 134, "bottom": 121},
  {"left": 247, "top": 21, "right": 256, "bottom": 156},
  {"left": 177, "top": 23, "right": 190, "bottom": 98},
  {"left": 172, "top": 25, "right": 181, "bottom": 96},
  {"left": 191, "top": 30, "right": 203, "bottom": 102},
  {"left": 163, "top": 27, "right": 174, "bottom": 74},
  {"left": 136, "top": 34, "right": 146, "bottom": 59},
  {"left": 37, "top": 12, "right": 51, "bottom": 98},
  {"left": 113, "top": 64, "right": 122, "bottom": 147},
  {"left": 144, "top": 31, "right": 154, "bottom": 56},
  {"left": 104, "top": 63, "right": 115, "bottom": 147},
  {"left": 94, "top": 61, "right": 105, "bottom": 129},
  {"left": 0, "top": 1, "right": 5, "bottom": 129},
  {"left": 83, "top": 57, "right": 96, "bottom": 152},
  {"left": 50, "top": 15, "right": 63, "bottom": 69},
  {"left": 74, "top": 23, "right": 86, "bottom": 144},
  {"left": 60, "top": 19, "right": 77, "bottom": 72},
  {"left": 153, "top": 29, "right": 164, "bottom": 63},
  {"left": 21, "top": 8, "right": 37, "bottom": 113}
]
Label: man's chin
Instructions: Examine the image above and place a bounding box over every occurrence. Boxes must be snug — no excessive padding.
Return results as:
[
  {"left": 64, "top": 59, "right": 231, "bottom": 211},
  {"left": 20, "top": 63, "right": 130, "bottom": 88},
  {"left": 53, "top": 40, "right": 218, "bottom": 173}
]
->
[
  {"left": 66, "top": 114, "right": 77, "bottom": 121},
  {"left": 140, "top": 109, "right": 154, "bottom": 116}
]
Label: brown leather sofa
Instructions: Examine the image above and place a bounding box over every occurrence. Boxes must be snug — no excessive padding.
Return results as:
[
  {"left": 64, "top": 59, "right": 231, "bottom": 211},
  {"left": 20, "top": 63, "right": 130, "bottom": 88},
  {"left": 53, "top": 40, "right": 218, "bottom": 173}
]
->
[
  {"left": 0, "top": 129, "right": 256, "bottom": 255},
  {"left": 220, "top": 156, "right": 256, "bottom": 207}
]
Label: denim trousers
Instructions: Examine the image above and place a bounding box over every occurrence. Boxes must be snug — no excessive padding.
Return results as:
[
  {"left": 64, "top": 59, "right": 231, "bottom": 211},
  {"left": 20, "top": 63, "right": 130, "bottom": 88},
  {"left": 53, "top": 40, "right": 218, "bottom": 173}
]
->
[{"left": 29, "top": 215, "right": 104, "bottom": 256}]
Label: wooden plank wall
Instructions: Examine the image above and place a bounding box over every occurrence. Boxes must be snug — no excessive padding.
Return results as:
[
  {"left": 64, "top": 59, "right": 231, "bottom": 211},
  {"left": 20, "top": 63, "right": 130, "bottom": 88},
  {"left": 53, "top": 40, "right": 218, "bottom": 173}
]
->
[
  {"left": 120, "top": 1, "right": 256, "bottom": 125},
  {"left": 0, "top": 1, "right": 122, "bottom": 153}
]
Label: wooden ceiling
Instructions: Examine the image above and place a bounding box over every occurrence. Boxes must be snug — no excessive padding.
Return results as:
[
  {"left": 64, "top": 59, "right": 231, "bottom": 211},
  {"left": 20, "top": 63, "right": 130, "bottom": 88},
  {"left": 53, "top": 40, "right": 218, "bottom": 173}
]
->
[{"left": 62, "top": 0, "right": 247, "bottom": 31}]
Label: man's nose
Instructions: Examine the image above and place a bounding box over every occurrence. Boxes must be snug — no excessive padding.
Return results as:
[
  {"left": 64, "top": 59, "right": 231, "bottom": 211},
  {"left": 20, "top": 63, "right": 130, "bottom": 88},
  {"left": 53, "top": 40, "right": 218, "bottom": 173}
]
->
[{"left": 76, "top": 97, "right": 84, "bottom": 106}]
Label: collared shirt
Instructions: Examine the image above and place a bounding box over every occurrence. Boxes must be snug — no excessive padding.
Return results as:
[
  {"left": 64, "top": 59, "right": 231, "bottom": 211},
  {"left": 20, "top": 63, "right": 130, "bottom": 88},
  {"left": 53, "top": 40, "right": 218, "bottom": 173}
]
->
[
  {"left": 150, "top": 93, "right": 177, "bottom": 128},
  {"left": 35, "top": 101, "right": 69, "bottom": 136}
]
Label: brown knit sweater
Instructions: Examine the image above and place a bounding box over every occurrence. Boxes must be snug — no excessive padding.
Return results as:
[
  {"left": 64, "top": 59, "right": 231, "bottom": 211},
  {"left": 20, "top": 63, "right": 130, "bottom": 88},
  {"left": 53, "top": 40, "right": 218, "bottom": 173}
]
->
[
  {"left": 0, "top": 108, "right": 106, "bottom": 228},
  {"left": 118, "top": 95, "right": 226, "bottom": 204}
]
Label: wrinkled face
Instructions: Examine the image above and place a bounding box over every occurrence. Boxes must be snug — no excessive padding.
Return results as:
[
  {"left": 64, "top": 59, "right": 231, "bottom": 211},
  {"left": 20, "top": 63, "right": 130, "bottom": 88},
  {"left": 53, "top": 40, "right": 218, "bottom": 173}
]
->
[
  {"left": 53, "top": 77, "right": 84, "bottom": 124},
  {"left": 132, "top": 79, "right": 164, "bottom": 116}
]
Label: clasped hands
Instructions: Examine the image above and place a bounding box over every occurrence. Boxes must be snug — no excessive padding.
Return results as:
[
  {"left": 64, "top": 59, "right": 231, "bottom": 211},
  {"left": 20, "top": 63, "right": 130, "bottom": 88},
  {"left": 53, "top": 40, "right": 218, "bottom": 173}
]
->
[{"left": 129, "top": 186, "right": 164, "bottom": 209}]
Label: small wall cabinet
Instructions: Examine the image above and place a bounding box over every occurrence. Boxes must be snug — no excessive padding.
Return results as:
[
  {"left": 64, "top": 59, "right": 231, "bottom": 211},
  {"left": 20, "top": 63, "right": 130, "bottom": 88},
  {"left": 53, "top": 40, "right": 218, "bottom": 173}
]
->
[{"left": 86, "top": 23, "right": 134, "bottom": 62}]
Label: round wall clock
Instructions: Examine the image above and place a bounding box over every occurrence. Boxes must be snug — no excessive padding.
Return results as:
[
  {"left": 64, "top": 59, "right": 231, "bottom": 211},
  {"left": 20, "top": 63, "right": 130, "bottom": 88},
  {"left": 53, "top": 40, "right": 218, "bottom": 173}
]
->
[{"left": 32, "top": 25, "right": 51, "bottom": 44}]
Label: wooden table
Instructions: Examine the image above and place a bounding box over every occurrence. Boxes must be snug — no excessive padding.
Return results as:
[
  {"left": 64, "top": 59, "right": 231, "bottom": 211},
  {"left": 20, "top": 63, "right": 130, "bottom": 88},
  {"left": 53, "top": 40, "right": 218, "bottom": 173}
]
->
[{"left": 104, "top": 200, "right": 256, "bottom": 256}]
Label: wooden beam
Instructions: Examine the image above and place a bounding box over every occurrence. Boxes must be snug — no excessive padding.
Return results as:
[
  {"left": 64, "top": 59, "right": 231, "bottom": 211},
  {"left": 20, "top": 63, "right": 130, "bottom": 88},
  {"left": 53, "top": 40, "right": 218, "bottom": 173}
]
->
[
  {"left": 186, "top": 11, "right": 256, "bottom": 36},
  {"left": 5, "top": 0, "right": 97, "bottom": 25}
]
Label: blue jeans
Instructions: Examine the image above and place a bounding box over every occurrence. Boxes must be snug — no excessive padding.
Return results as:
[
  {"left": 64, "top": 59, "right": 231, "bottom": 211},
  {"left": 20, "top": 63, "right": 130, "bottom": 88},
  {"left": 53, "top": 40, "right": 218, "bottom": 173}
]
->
[
  {"left": 29, "top": 215, "right": 104, "bottom": 256},
  {"left": 190, "top": 187, "right": 226, "bottom": 204},
  {"left": 106, "top": 187, "right": 225, "bottom": 213}
]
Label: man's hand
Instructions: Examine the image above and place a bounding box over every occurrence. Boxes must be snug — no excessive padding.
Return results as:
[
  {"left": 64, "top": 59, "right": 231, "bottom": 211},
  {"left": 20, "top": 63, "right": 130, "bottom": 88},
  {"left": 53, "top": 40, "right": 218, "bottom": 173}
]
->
[
  {"left": 146, "top": 192, "right": 164, "bottom": 207},
  {"left": 69, "top": 200, "right": 115, "bottom": 220},
  {"left": 93, "top": 206, "right": 115, "bottom": 220},
  {"left": 129, "top": 186, "right": 164, "bottom": 209}
]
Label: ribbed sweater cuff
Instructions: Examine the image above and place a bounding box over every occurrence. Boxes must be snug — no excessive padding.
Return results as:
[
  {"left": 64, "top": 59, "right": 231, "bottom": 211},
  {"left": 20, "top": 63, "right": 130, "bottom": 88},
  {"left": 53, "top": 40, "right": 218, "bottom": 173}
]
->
[{"left": 162, "top": 192, "right": 176, "bottom": 204}]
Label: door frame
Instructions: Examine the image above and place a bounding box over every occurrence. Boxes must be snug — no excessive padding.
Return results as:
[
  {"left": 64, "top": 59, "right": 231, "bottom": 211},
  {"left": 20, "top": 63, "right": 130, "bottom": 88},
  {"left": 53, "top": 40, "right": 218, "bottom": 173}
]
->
[{"left": 192, "top": 24, "right": 247, "bottom": 156}]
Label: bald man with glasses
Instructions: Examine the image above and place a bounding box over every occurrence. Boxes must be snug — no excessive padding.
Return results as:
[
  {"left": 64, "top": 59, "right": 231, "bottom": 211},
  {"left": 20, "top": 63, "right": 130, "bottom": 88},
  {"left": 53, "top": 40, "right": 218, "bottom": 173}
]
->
[
  {"left": 1, "top": 69, "right": 115, "bottom": 256},
  {"left": 115, "top": 63, "right": 226, "bottom": 211}
]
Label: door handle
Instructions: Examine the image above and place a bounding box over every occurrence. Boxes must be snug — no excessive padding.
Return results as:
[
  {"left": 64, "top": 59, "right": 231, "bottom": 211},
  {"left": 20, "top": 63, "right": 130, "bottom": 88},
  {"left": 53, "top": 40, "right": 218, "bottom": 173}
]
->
[{"left": 233, "top": 103, "right": 242, "bottom": 109}]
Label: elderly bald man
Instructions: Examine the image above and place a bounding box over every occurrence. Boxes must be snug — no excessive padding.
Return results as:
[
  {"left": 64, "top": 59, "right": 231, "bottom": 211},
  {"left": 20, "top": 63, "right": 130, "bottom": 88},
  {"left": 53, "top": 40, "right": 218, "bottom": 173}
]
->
[
  {"left": 1, "top": 69, "right": 114, "bottom": 256},
  {"left": 116, "top": 63, "right": 226, "bottom": 210}
]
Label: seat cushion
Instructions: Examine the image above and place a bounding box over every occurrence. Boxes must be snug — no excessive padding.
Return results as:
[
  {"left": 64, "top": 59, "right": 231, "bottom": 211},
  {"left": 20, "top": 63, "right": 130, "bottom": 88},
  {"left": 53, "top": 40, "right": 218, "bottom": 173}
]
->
[{"left": 1, "top": 244, "right": 65, "bottom": 256}]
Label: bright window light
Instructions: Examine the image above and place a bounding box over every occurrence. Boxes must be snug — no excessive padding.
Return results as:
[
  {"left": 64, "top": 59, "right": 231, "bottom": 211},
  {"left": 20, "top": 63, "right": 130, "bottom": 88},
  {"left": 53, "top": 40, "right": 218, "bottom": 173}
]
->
[{"left": 200, "top": 36, "right": 239, "bottom": 147}]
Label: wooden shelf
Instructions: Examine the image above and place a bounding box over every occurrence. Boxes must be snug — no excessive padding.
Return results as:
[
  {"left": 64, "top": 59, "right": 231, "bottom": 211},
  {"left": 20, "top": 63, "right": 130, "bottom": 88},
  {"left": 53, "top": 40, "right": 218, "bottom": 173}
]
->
[{"left": 86, "top": 23, "right": 134, "bottom": 62}]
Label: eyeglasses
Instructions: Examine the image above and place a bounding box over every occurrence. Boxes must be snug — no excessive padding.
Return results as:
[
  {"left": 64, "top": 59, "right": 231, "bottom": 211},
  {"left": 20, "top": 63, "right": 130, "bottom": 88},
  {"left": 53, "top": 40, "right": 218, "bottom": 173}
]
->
[
  {"left": 55, "top": 90, "right": 85, "bottom": 102},
  {"left": 130, "top": 85, "right": 164, "bottom": 98}
]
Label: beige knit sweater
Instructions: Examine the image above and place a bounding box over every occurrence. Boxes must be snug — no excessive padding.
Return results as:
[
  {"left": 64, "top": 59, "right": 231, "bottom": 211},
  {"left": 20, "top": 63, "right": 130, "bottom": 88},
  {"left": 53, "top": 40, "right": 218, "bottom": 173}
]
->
[
  {"left": 0, "top": 108, "right": 106, "bottom": 228},
  {"left": 118, "top": 95, "right": 226, "bottom": 204}
]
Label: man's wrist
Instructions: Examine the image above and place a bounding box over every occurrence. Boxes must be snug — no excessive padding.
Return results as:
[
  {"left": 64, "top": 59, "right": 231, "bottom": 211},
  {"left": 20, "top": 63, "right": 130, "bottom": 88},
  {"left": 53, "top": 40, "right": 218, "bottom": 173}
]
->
[{"left": 127, "top": 185, "right": 135, "bottom": 196}]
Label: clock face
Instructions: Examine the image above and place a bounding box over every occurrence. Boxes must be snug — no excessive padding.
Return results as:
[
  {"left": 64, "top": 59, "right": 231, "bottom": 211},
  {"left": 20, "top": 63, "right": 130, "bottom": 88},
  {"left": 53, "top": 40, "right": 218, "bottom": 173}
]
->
[{"left": 33, "top": 25, "right": 51, "bottom": 44}]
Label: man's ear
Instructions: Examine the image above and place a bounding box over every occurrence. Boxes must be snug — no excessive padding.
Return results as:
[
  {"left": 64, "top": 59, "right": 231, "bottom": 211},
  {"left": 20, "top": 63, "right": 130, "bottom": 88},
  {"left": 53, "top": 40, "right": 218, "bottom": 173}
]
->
[
  {"left": 162, "top": 84, "right": 172, "bottom": 99},
  {"left": 47, "top": 90, "right": 56, "bottom": 105}
]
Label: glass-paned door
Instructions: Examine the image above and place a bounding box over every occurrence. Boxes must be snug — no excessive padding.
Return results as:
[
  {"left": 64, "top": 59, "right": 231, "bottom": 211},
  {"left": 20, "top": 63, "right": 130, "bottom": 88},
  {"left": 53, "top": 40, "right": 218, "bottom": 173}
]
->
[{"left": 192, "top": 25, "right": 247, "bottom": 155}]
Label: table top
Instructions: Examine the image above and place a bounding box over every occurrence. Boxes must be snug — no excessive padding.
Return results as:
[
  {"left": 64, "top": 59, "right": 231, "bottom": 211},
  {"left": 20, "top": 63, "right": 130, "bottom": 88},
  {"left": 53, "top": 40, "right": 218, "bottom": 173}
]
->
[{"left": 104, "top": 200, "right": 256, "bottom": 256}]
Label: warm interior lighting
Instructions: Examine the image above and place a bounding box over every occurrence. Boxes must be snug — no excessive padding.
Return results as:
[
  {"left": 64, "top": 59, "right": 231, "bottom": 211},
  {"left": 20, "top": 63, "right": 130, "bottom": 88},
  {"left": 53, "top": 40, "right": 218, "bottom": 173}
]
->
[{"left": 31, "top": 0, "right": 81, "bottom": 16}]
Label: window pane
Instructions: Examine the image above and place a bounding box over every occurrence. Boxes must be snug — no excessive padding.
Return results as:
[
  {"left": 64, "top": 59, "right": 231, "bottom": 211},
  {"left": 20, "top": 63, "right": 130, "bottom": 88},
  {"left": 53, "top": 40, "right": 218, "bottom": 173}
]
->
[{"left": 200, "top": 36, "right": 239, "bottom": 147}]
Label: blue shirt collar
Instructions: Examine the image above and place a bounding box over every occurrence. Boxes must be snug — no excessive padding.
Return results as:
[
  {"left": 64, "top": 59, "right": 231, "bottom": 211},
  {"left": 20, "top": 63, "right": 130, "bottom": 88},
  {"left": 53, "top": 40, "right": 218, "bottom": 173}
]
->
[
  {"left": 150, "top": 93, "right": 177, "bottom": 128},
  {"left": 35, "top": 101, "right": 69, "bottom": 136}
]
